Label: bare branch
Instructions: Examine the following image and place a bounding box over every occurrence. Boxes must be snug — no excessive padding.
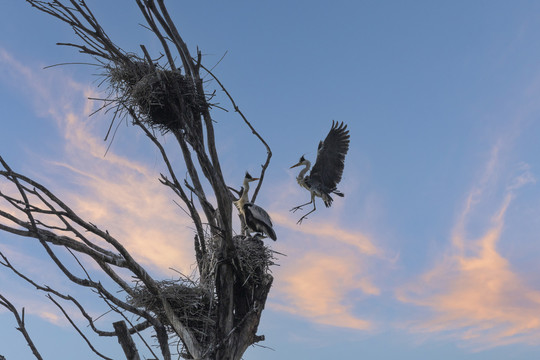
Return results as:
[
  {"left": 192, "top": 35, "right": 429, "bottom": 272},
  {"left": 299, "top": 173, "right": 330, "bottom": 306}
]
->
[
  {"left": 102, "top": 296, "right": 164, "bottom": 360},
  {"left": 0, "top": 251, "right": 149, "bottom": 337},
  {"left": 113, "top": 321, "right": 141, "bottom": 360},
  {"left": 48, "top": 295, "right": 113, "bottom": 360},
  {"left": 135, "top": 0, "right": 176, "bottom": 69},
  {"left": 153, "top": 0, "right": 194, "bottom": 76},
  {"left": 27, "top": 0, "right": 129, "bottom": 62},
  {"left": 0, "top": 294, "right": 43, "bottom": 360},
  {"left": 129, "top": 109, "right": 208, "bottom": 256},
  {"left": 198, "top": 63, "right": 273, "bottom": 203}
]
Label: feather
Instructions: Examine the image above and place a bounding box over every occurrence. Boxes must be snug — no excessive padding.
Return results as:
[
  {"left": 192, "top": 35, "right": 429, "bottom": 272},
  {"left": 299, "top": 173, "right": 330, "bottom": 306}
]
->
[
  {"left": 244, "top": 203, "right": 276, "bottom": 241},
  {"left": 309, "top": 121, "right": 350, "bottom": 191}
]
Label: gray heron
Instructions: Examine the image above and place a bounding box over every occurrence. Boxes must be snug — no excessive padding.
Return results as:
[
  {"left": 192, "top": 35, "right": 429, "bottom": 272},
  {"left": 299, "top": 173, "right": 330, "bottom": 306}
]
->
[
  {"left": 234, "top": 172, "right": 277, "bottom": 241},
  {"left": 290, "top": 121, "right": 350, "bottom": 224}
]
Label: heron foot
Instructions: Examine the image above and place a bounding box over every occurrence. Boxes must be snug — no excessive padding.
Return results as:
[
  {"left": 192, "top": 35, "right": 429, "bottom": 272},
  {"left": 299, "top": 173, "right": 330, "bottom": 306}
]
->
[
  {"left": 296, "top": 215, "right": 308, "bottom": 225},
  {"left": 252, "top": 233, "right": 266, "bottom": 242},
  {"left": 290, "top": 205, "right": 304, "bottom": 213}
]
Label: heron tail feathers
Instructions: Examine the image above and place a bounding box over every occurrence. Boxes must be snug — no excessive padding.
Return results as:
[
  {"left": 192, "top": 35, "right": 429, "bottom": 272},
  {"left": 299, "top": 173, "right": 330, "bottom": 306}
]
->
[
  {"left": 323, "top": 194, "right": 333, "bottom": 208},
  {"left": 333, "top": 189, "right": 344, "bottom": 197},
  {"left": 265, "top": 225, "right": 277, "bottom": 241},
  {"left": 323, "top": 189, "right": 343, "bottom": 207}
]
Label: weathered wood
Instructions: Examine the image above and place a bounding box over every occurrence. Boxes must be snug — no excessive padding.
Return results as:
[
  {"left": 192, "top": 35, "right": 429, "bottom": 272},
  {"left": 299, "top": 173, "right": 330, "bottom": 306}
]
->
[
  {"left": 113, "top": 321, "right": 141, "bottom": 360},
  {"left": 1, "top": 2, "right": 276, "bottom": 359}
]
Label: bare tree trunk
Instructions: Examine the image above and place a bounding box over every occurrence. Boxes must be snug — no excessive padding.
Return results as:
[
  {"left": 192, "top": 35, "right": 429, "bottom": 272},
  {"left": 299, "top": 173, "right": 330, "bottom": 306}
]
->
[{"left": 0, "top": 1, "right": 276, "bottom": 359}]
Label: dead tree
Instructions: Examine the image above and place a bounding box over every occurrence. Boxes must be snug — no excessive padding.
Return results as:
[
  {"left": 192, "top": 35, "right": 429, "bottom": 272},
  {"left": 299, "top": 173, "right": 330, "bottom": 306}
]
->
[{"left": 0, "top": 1, "right": 275, "bottom": 359}]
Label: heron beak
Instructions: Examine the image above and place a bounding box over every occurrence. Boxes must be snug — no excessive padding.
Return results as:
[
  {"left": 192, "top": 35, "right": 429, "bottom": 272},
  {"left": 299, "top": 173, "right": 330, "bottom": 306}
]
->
[
  {"left": 290, "top": 163, "right": 301, "bottom": 169},
  {"left": 250, "top": 177, "right": 260, "bottom": 182}
]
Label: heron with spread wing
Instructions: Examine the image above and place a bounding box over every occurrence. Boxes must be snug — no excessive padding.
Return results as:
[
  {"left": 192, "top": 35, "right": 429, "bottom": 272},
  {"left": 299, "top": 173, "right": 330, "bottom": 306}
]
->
[
  {"left": 290, "top": 121, "right": 350, "bottom": 224},
  {"left": 234, "top": 172, "right": 277, "bottom": 241}
]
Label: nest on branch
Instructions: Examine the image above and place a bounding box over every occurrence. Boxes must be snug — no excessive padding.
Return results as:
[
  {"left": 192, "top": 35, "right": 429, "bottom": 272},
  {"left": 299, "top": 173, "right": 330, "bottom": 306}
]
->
[
  {"left": 127, "top": 234, "right": 277, "bottom": 348},
  {"left": 206, "top": 234, "right": 277, "bottom": 323},
  {"left": 202, "top": 234, "right": 276, "bottom": 288},
  {"left": 107, "top": 60, "right": 206, "bottom": 135},
  {"left": 127, "top": 278, "right": 215, "bottom": 344},
  {"left": 231, "top": 235, "right": 276, "bottom": 284}
]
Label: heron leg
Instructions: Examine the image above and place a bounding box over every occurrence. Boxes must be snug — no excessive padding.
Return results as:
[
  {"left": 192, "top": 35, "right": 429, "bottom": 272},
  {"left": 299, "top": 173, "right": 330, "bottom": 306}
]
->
[
  {"left": 290, "top": 198, "right": 313, "bottom": 213},
  {"left": 243, "top": 225, "right": 252, "bottom": 237},
  {"left": 297, "top": 196, "right": 317, "bottom": 224}
]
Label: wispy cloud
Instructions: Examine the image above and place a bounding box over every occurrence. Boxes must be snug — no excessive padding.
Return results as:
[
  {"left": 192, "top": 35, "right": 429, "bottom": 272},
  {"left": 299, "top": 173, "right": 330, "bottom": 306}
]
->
[
  {"left": 270, "top": 248, "right": 377, "bottom": 330},
  {"left": 0, "top": 290, "right": 63, "bottom": 326},
  {"left": 1, "top": 48, "right": 385, "bottom": 334},
  {"left": 273, "top": 212, "right": 379, "bottom": 256},
  {"left": 0, "top": 48, "right": 196, "bottom": 275},
  {"left": 266, "top": 179, "right": 384, "bottom": 330},
  {"left": 397, "top": 143, "right": 540, "bottom": 349}
]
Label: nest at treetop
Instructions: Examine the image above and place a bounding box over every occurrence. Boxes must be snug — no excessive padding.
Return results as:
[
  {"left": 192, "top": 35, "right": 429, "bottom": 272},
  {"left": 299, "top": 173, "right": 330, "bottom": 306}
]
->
[
  {"left": 228, "top": 235, "right": 277, "bottom": 285},
  {"left": 107, "top": 60, "right": 206, "bottom": 135},
  {"left": 127, "top": 234, "right": 277, "bottom": 346}
]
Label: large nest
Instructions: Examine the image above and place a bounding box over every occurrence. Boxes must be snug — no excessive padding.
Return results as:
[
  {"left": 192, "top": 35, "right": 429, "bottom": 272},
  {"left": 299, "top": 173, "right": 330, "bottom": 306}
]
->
[
  {"left": 205, "top": 235, "right": 278, "bottom": 323},
  {"left": 107, "top": 60, "right": 205, "bottom": 135},
  {"left": 202, "top": 235, "right": 277, "bottom": 289},
  {"left": 127, "top": 234, "right": 278, "bottom": 347},
  {"left": 127, "top": 278, "right": 216, "bottom": 344},
  {"left": 230, "top": 235, "right": 276, "bottom": 285}
]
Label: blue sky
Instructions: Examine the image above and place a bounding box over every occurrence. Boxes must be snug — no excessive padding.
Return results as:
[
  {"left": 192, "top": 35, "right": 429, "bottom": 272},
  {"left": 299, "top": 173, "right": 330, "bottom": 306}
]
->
[{"left": 2, "top": 1, "right": 540, "bottom": 359}]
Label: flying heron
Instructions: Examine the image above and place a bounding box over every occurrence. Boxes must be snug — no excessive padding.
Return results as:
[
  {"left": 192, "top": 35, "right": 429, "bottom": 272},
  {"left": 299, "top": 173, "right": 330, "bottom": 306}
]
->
[
  {"left": 290, "top": 121, "right": 350, "bottom": 224},
  {"left": 234, "top": 172, "right": 277, "bottom": 241}
]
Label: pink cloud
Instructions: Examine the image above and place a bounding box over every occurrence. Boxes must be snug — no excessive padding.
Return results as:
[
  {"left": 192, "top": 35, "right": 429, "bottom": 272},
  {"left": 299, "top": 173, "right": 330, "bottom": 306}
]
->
[
  {"left": 268, "top": 208, "right": 382, "bottom": 330},
  {"left": 397, "top": 145, "right": 540, "bottom": 349},
  {"left": 272, "top": 212, "right": 379, "bottom": 256},
  {"left": 271, "top": 250, "right": 376, "bottom": 330},
  {"left": 1, "top": 47, "right": 383, "bottom": 336},
  {"left": 0, "top": 48, "right": 196, "bottom": 275}
]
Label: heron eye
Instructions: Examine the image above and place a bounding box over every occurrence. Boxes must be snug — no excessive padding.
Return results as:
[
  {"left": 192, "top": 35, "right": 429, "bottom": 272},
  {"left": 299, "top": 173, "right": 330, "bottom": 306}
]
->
[{"left": 300, "top": 156, "right": 305, "bottom": 161}]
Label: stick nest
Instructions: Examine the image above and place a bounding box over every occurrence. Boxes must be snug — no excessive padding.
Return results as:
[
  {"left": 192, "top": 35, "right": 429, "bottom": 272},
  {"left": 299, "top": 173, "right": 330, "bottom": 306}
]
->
[
  {"left": 127, "top": 278, "right": 215, "bottom": 344},
  {"left": 107, "top": 60, "right": 205, "bottom": 134},
  {"left": 127, "top": 234, "right": 277, "bottom": 347},
  {"left": 231, "top": 235, "right": 276, "bottom": 284}
]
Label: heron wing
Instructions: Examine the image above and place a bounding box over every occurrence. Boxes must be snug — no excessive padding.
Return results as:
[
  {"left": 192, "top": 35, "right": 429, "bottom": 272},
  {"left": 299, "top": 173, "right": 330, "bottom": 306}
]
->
[
  {"left": 309, "top": 121, "right": 350, "bottom": 190},
  {"left": 244, "top": 202, "right": 277, "bottom": 240},
  {"left": 245, "top": 203, "right": 273, "bottom": 227}
]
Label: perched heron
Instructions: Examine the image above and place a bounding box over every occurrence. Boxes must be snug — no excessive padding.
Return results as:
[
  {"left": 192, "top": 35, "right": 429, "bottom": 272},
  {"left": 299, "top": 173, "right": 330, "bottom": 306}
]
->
[
  {"left": 234, "top": 172, "right": 277, "bottom": 241},
  {"left": 290, "top": 121, "right": 350, "bottom": 224}
]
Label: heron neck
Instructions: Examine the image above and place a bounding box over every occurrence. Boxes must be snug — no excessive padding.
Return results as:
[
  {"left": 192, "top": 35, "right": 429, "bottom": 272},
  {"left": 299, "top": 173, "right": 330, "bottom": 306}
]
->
[
  {"left": 297, "top": 161, "right": 311, "bottom": 180},
  {"left": 239, "top": 178, "right": 251, "bottom": 205},
  {"left": 243, "top": 179, "right": 251, "bottom": 197},
  {"left": 234, "top": 180, "right": 250, "bottom": 216}
]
